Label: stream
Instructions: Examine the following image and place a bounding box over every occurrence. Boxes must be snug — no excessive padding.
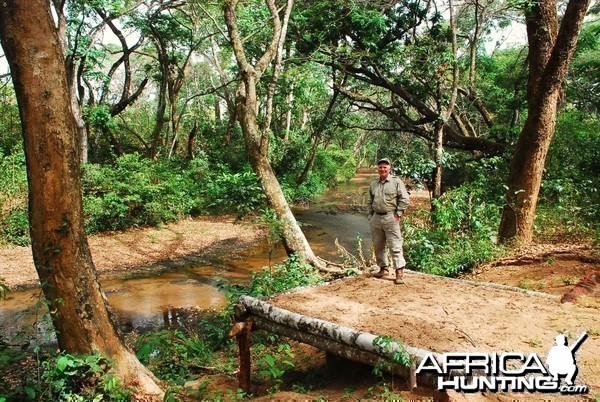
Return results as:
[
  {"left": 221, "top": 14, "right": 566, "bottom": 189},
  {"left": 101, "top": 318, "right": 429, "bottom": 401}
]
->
[{"left": 0, "top": 172, "right": 374, "bottom": 343}]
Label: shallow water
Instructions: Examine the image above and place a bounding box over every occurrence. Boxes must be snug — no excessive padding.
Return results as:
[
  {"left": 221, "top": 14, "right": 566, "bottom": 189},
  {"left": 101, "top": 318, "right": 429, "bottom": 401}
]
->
[{"left": 0, "top": 172, "right": 374, "bottom": 341}]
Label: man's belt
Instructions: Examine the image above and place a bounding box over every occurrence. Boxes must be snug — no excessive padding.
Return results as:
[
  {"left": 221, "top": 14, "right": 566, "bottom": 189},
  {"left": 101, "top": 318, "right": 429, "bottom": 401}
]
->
[{"left": 375, "top": 211, "right": 392, "bottom": 215}]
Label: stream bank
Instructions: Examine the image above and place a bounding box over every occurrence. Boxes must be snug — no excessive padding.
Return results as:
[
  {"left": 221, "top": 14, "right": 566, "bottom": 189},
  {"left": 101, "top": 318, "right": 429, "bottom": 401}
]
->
[{"left": 0, "top": 172, "right": 377, "bottom": 336}]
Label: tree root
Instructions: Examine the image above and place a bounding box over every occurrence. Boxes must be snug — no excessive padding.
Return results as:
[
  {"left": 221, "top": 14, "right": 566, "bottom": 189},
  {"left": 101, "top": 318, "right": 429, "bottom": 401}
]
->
[{"left": 309, "top": 239, "right": 373, "bottom": 278}]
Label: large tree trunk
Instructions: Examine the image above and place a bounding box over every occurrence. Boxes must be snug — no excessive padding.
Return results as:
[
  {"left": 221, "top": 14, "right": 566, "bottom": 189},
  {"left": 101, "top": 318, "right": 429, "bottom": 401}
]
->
[
  {"left": 235, "top": 76, "right": 321, "bottom": 267},
  {"left": 498, "top": 0, "right": 591, "bottom": 245},
  {"left": 0, "top": 1, "right": 164, "bottom": 399},
  {"left": 224, "top": 0, "right": 332, "bottom": 270},
  {"left": 150, "top": 70, "right": 168, "bottom": 159}
]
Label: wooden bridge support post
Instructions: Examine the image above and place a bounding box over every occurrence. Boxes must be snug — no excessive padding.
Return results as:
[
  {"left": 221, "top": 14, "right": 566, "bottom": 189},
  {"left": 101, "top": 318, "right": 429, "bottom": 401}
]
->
[{"left": 233, "top": 317, "right": 253, "bottom": 394}]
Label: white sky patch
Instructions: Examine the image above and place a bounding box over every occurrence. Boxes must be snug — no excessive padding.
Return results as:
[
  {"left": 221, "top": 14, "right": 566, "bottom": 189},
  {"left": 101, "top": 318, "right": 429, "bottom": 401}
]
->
[{"left": 485, "top": 21, "right": 528, "bottom": 54}]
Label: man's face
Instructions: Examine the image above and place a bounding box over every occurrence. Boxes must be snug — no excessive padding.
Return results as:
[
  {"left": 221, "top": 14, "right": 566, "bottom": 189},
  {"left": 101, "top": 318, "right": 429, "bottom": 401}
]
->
[{"left": 377, "top": 163, "right": 391, "bottom": 180}]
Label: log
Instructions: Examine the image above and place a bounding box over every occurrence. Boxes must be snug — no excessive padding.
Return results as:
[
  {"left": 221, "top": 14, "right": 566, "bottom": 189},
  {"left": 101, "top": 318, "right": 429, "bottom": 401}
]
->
[
  {"left": 251, "top": 315, "right": 437, "bottom": 387},
  {"left": 238, "top": 295, "right": 441, "bottom": 386}
]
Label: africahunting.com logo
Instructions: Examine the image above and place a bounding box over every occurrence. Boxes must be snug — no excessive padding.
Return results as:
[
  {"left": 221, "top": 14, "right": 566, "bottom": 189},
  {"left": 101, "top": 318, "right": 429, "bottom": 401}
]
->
[{"left": 415, "top": 332, "right": 589, "bottom": 394}]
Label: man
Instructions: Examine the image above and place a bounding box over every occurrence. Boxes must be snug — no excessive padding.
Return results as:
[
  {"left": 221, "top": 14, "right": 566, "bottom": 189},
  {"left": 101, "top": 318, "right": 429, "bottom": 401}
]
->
[{"left": 368, "top": 158, "right": 410, "bottom": 284}]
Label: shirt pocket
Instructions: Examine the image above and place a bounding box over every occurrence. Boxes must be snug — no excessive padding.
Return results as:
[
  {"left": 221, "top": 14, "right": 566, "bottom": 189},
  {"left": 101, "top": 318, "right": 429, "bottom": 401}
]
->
[{"left": 383, "top": 188, "right": 397, "bottom": 203}]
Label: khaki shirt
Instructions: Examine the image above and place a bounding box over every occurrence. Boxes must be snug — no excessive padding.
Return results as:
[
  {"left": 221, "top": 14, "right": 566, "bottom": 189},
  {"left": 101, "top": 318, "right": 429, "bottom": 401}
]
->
[{"left": 368, "top": 176, "right": 410, "bottom": 215}]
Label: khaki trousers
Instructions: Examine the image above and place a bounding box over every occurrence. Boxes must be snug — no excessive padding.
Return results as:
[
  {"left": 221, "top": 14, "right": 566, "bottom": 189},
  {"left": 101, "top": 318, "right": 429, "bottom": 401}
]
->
[{"left": 369, "top": 213, "right": 406, "bottom": 269}]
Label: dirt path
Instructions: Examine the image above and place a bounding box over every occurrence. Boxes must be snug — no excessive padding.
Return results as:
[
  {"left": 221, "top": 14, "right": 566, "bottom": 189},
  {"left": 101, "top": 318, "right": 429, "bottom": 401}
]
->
[
  {"left": 0, "top": 216, "right": 265, "bottom": 290},
  {"left": 1, "top": 209, "right": 598, "bottom": 401}
]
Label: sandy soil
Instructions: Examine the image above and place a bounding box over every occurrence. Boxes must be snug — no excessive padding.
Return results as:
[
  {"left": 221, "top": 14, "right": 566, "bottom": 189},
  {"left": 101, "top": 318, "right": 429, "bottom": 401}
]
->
[
  {"left": 0, "top": 215, "right": 265, "bottom": 290},
  {"left": 257, "top": 244, "right": 600, "bottom": 401},
  {"left": 269, "top": 272, "right": 599, "bottom": 370},
  {"left": 1, "top": 203, "right": 598, "bottom": 401}
]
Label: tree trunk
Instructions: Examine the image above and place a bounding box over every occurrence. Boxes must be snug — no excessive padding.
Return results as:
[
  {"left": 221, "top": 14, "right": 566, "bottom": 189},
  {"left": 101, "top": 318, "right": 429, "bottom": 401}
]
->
[
  {"left": 187, "top": 122, "right": 198, "bottom": 160},
  {"left": 150, "top": 67, "right": 169, "bottom": 159},
  {"left": 0, "top": 2, "right": 163, "bottom": 399},
  {"left": 432, "top": 0, "right": 458, "bottom": 203},
  {"left": 296, "top": 136, "right": 320, "bottom": 185},
  {"left": 498, "top": 95, "right": 558, "bottom": 243},
  {"left": 224, "top": 0, "right": 330, "bottom": 270},
  {"left": 498, "top": 0, "right": 591, "bottom": 245},
  {"left": 235, "top": 77, "right": 321, "bottom": 266},
  {"left": 432, "top": 121, "right": 444, "bottom": 200}
]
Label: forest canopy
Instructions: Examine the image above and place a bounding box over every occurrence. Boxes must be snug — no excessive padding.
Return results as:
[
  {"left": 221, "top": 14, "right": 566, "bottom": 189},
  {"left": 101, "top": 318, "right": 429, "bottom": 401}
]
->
[{"left": 0, "top": 0, "right": 598, "bottom": 251}]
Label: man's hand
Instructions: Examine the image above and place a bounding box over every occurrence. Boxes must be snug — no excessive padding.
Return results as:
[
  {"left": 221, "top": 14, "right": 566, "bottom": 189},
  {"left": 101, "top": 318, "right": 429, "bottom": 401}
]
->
[{"left": 394, "top": 210, "right": 404, "bottom": 222}]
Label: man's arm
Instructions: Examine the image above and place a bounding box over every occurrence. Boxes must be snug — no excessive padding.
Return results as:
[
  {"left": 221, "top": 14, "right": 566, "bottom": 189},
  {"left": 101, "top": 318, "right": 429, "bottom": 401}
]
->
[{"left": 396, "top": 179, "right": 410, "bottom": 214}]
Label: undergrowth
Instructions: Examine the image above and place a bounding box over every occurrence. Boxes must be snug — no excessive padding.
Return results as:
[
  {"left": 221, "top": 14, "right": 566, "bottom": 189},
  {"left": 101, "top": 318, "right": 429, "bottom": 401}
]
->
[
  {"left": 0, "top": 152, "right": 353, "bottom": 246},
  {"left": 131, "top": 256, "right": 322, "bottom": 399},
  {"left": 404, "top": 163, "right": 507, "bottom": 277}
]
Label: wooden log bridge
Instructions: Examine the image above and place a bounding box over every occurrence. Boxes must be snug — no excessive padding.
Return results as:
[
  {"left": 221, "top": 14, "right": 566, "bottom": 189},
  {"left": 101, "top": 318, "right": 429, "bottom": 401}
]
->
[{"left": 231, "top": 294, "right": 439, "bottom": 392}]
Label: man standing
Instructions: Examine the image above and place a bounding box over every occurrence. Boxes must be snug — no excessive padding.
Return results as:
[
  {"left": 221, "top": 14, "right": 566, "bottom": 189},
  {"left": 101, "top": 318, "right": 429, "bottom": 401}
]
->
[{"left": 368, "top": 158, "right": 410, "bottom": 284}]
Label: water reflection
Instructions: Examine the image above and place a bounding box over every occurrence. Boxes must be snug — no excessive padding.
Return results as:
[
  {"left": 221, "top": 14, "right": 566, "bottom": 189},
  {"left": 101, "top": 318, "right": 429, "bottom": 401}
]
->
[{"left": 0, "top": 172, "right": 374, "bottom": 341}]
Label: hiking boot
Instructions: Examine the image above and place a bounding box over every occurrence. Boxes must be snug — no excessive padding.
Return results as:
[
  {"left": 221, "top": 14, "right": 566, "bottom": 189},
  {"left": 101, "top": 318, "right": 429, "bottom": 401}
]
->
[
  {"left": 373, "top": 267, "right": 389, "bottom": 278},
  {"left": 394, "top": 268, "right": 405, "bottom": 284}
]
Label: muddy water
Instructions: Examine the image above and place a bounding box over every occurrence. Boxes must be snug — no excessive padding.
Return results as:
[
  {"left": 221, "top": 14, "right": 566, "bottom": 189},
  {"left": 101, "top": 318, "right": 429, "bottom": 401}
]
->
[{"left": 0, "top": 172, "right": 374, "bottom": 341}]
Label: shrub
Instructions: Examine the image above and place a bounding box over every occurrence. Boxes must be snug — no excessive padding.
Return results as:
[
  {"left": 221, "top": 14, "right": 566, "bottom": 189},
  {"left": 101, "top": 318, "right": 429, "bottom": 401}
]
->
[
  {"left": 0, "top": 150, "right": 29, "bottom": 245},
  {"left": 534, "top": 109, "right": 600, "bottom": 242},
  {"left": 0, "top": 205, "right": 29, "bottom": 246},
  {"left": 135, "top": 329, "right": 215, "bottom": 385},
  {"left": 39, "top": 351, "right": 130, "bottom": 401},
  {"left": 221, "top": 255, "right": 323, "bottom": 304},
  {"left": 82, "top": 154, "right": 206, "bottom": 233},
  {"left": 202, "top": 168, "right": 266, "bottom": 217},
  {"left": 404, "top": 165, "right": 505, "bottom": 277}
]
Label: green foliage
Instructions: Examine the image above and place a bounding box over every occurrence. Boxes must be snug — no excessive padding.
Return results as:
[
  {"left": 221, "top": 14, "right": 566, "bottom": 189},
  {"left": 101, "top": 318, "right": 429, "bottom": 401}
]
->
[
  {"left": 0, "top": 150, "right": 29, "bottom": 245},
  {"left": 256, "top": 343, "right": 295, "bottom": 392},
  {"left": 0, "top": 205, "right": 29, "bottom": 246},
  {"left": 279, "top": 146, "right": 357, "bottom": 203},
  {"left": 38, "top": 351, "right": 130, "bottom": 401},
  {"left": 536, "top": 109, "right": 600, "bottom": 241},
  {"left": 135, "top": 329, "right": 215, "bottom": 385},
  {"left": 404, "top": 160, "right": 505, "bottom": 277},
  {"left": 372, "top": 335, "right": 412, "bottom": 371},
  {"left": 220, "top": 256, "right": 323, "bottom": 305},
  {"left": 203, "top": 169, "right": 266, "bottom": 217},
  {"left": 84, "top": 105, "right": 116, "bottom": 132},
  {"left": 0, "top": 84, "right": 21, "bottom": 155},
  {"left": 0, "top": 342, "right": 26, "bottom": 397},
  {"left": 82, "top": 154, "right": 207, "bottom": 233},
  {"left": 192, "top": 257, "right": 324, "bottom": 351},
  {"left": 568, "top": 19, "right": 600, "bottom": 113},
  {"left": 476, "top": 47, "right": 528, "bottom": 145},
  {"left": 0, "top": 144, "right": 355, "bottom": 245},
  {"left": 293, "top": 0, "right": 432, "bottom": 57}
]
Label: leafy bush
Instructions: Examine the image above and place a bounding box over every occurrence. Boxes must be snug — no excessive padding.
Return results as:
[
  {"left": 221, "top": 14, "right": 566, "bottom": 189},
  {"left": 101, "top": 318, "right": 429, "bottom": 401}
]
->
[
  {"left": 221, "top": 255, "right": 323, "bottom": 304},
  {"left": 82, "top": 154, "right": 206, "bottom": 233},
  {"left": 39, "top": 351, "right": 130, "bottom": 401},
  {"left": 0, "top": 150, "right": 29, "bottom": 245},
  {"left": 0, "top": 205, "right": 29, "bottom": 246},
  {"left": 0, "top": 142, "right": 358, "bottom": 245},
  {"left": 202, "top": 168, "right": 266, "bottom": 217},
  {"left": 404, "top": 165, "right": 505, "bottom": 277},
  {"left": 135, "top": 329, "right": 215, "bottom": 385},
  {"left": 535, "top": 109, "right": 600, "bottom": 241}
]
